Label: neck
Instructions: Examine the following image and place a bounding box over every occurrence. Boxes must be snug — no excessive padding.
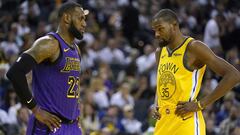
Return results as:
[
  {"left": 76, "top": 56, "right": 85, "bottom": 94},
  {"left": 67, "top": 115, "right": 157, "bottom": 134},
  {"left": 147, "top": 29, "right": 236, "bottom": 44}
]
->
[
  {"left": 56, "top": 26, "right": 75, "bottom": 46},
  {"left": 167, "top": 31, "right": 186, "bottom": 51}
]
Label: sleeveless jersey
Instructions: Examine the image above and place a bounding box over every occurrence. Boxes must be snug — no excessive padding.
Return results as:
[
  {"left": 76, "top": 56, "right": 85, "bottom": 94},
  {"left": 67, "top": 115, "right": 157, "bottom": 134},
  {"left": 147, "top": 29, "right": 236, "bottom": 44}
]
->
[
  {"left": 154, "top": 37, "right": 206, "bottom": 135},
  {"left": 157, "top": 37, "right": 206, "bottom": 107},
  {"left": 32, "top": 32, "right": 81, "bottom": 120}
]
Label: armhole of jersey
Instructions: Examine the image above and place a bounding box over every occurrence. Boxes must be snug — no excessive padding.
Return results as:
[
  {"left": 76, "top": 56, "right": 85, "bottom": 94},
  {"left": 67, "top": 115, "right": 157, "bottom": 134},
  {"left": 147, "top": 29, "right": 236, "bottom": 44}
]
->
[
  {"left": 183, "top": 39, "right": 194, "bottom": 72},
  {"left": 45, "top": 35, "right": 63, "bottom": 65},
  {"left": 51, "top": 42, "right": 63, "bottom": 65},
  {"left": 74, "top": 44, "right": 81, "bottom": 62}
]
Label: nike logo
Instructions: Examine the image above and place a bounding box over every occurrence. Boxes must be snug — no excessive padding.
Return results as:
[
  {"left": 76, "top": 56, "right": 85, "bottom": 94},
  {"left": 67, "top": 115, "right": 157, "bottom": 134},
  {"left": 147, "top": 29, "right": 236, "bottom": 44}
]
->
[
  {"left": 173, "top": 53, "right": 182, "bottom": 56},
  {"left": 16, "top": 57, "right": 22, "bottom": 62},
  {"left": 64, "top": 48, "right": 70, "bottom": 52},
  {"left": 27, "top": 98, "right": 33, "bottom": 104}
]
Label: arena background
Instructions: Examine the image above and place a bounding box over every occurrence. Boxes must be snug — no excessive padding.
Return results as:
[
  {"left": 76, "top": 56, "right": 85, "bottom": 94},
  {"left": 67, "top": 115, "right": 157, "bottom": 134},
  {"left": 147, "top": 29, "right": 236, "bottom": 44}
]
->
[{"left": 0, "top": 0, "right": 240, "bottom": 135}]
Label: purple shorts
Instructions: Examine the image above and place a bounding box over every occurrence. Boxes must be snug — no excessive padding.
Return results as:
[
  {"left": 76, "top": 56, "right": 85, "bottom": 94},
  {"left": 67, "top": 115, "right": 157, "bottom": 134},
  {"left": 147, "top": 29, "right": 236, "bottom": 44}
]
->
[{"left": 26, "top": 115, "right": 82, "bottom": 135}]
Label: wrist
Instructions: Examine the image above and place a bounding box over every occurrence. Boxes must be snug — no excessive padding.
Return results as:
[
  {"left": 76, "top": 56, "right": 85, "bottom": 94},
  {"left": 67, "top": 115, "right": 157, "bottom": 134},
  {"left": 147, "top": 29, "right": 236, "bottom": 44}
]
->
[
  {"left": 26, "top": 97, "right": 37, "bottom": 109},
  {"left": 31, "top": 105, "right": 40, "bottom": 114}
]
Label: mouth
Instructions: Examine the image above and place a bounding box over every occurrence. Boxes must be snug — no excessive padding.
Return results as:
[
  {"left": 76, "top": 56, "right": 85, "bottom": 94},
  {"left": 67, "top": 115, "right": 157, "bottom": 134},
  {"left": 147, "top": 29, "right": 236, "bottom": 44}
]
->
[
  {"left": 80, "top": 28, "right": 85, "bottom": 34},
  {"left": 158, "top": 38, "right": 164, "bottom": 43}
]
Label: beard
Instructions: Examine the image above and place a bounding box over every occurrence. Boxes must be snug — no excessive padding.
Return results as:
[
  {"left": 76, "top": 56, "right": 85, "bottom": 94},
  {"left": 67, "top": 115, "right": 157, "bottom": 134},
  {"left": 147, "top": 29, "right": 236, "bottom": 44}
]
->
[
  {"left": 158, "top": 39, "right": 169, "bottom": 47},
  {"left": 68, "top": 21, "right": 83, "bottom": 40}
]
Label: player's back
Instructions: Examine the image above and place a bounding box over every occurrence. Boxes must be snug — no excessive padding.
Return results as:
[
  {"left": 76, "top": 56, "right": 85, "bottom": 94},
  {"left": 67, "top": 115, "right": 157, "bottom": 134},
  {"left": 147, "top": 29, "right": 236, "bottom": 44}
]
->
[{"left": 32, "top": 32, "right": 81, "bottom": 120}]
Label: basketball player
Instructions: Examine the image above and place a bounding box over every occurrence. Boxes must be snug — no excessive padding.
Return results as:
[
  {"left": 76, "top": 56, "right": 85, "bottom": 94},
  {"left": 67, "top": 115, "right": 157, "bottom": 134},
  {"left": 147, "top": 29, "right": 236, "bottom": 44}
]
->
[
  {"left": 152, "top": 9, "right": 240, "bottom": 135},
  {"left": 6, "top": 2, "right": 88, "bottom": 134}
]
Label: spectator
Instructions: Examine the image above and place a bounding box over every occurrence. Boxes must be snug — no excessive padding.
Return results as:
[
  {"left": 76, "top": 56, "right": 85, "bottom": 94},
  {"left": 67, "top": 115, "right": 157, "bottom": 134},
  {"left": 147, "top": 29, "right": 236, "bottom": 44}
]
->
[
  {"left": 82, "top": 103, "right": 100, "bottom": 134},
  {"left": 203, "top": 13, "right": 225, "bottom": 55},
  {"left": 121, "top": 104, "right": 142, "bottom": 134},
  {"left": 110, "top": 82, "right": 134, "bottom": 108},
  {"left": 219, "top": 105, "right": 240, "bottom": 135}
]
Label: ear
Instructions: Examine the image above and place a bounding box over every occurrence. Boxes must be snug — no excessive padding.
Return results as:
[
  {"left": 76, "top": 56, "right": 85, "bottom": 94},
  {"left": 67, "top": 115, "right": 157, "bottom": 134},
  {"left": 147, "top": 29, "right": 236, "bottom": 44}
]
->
[
  {"left": 63, "top": 13, "right": 71, "bottom": 24},
  {"left": 172, "top": 21, "right": 178, "bottom": 31}
]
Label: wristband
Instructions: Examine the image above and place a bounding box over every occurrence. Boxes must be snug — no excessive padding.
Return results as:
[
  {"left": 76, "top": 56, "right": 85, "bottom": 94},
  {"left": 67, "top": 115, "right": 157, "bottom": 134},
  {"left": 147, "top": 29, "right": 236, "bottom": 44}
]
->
[
  {"left": 26, "top": 97, "right": 37, "bottom": 109},
  {"left": 197, "top": 101, "right": 204, "bottom": 110}
]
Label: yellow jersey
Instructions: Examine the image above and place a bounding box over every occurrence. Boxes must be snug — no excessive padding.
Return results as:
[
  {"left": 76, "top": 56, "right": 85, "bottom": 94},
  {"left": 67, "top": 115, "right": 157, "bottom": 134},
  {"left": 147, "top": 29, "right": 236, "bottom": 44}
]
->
[{"left": 154, "top": 37, "right": 206, "bottom": 135}]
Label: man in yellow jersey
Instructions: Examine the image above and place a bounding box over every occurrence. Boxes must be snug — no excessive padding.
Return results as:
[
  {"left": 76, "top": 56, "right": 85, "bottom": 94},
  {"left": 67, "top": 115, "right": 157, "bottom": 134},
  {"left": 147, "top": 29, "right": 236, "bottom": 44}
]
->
[{"left": 151, "top": 9, "right": 240, "bottom": 135}]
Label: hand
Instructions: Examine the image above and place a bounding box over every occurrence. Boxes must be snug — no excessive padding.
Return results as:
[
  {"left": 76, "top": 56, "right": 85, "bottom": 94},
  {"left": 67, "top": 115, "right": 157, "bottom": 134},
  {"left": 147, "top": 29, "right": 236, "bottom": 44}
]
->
[
  {"left": 175, "top": 101, "right": 199, "bottom": 118},
  {"left": 151, "top": 105, "right": 161, "bottom": 120},
  {"left": 32, "top": 106, "right": 62, "bottom": 132}
]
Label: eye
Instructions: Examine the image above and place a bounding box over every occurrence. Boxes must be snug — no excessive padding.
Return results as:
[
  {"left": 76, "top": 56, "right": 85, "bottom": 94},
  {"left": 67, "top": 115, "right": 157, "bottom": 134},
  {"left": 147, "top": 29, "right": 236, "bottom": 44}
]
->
[{"left": 158, "top": 27, "right": 163, "bottom": 31}]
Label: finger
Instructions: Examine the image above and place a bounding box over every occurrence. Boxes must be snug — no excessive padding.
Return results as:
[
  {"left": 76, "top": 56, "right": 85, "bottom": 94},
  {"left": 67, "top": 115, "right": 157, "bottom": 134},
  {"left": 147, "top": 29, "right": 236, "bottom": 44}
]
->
[
  {"left": 177, "top": 101, "right": 187, "bottom": 105},
  {"left": 175, "top": 105, "right": 184, "bottom": 114},
  {"left": 154, "top": 113, "right": 159, "bottom": 118},
  {"left": 152, "top": 113, "right": 159, "bottom": 120},
  {"left": 51, "top": 114, "right": 62, "bottom": 123},
  {"left": 176, "top": 104, "right": 184, "bottom": 110},
  {"left": 153, "top": 112, "right": 161, "bottom": 120},
  {"left": 51, "top": 115, "right": 62, "bottom": 128},
  {"left": 175, "top": 107, "right": 185, "bottom": 116},
  {"left": 152, "top": 112, "right": 158, "bottom": 118},
  {"left": 49, "top": 117, "right": 60, "bottom": 129},
  {"left": 46, "top": 122, "right": 54, "bottom": 132},
  {"left": 177, "top": 108, "right": 187, "bottom": 117},
  {"left": 154, "top": 113, "right": 160, "bottom": 119},
  {"left": 181, "top": 112, "right": 191, "bottom": 119}
]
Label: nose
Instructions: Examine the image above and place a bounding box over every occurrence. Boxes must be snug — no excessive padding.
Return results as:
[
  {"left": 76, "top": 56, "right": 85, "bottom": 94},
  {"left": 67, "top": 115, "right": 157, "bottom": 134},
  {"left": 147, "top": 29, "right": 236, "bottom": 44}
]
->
[{"left": 155, "top": 32, "right": 161, "bottom": 38}]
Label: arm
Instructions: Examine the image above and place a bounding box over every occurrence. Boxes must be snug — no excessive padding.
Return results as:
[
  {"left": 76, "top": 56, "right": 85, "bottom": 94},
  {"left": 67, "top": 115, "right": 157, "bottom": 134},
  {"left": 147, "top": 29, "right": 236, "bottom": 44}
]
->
[
  {"left": 154, "top": 47, "right": 162, "bottom": 106},
  {"left": 190, "top": 41, "right": 240, "bottom": 108},
  {"left": 7, "top": 36, "right": 59, "bottom": 108},
  {"left": 175, "top": 41, "right": 240, "bottom": 116},
  {"left": 6, "top": 36, "right": 61, "bottom": 131},
  {"left": 152, "top": 47, "right": 162, "bottom": 120},
  {"left": 25, "top": 36, "right": 60, "bottom": 63},
  {"left": 75, "top": 45, "right": 85, "bottom": 132},
  {"left": 155, "top": 47, "right": 162, "bottom": 67}
]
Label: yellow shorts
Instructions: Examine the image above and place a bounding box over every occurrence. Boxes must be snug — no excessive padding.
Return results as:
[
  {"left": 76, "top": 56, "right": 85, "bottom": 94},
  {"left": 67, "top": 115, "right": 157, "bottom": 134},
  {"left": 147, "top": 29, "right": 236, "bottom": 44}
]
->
[{"left": 154, "top": 106, "right": 206, "bottom": 135}]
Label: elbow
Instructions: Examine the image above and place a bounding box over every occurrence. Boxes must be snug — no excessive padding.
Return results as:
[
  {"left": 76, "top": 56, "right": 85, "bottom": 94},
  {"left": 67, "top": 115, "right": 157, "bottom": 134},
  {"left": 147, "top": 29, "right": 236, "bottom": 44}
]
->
[
  {"left": 6, "top": 67, "right": 15, "bottom": 80},
  {"left": 231, "top": 70, "right": 240, "bottom": 84},
  {"left": 6, "top": 66, "right": 21, "bottom": 81},
  {"left": 236, "top": 71, "right": 240, "bottom": 83}
]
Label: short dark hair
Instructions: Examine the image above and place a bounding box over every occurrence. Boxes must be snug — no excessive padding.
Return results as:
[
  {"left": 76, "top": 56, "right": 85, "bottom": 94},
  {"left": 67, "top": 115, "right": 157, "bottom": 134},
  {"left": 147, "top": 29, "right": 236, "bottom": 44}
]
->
[
  {"left": 153, "top": 9, "right": 179, "bottom": 24},
  {"left": 57, "top": 1, "right": 82, "bottom": 19}
]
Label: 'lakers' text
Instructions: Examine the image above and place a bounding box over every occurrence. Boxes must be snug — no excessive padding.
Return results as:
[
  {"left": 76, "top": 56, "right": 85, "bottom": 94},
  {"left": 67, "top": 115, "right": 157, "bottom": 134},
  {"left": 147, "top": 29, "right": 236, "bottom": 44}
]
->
[{"left": 61, "top": 57, "right": 80, "bottom": 72}]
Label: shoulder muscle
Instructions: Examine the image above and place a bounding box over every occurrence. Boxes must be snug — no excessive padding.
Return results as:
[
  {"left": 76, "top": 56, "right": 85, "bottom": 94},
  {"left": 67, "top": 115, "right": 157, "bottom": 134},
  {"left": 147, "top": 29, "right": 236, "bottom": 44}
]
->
[
  {"left": 188, "top": 40, "right": 236, "bottom": 76},
  {"left": 25, "top": 35, "right": 59, "bottom": 64}
]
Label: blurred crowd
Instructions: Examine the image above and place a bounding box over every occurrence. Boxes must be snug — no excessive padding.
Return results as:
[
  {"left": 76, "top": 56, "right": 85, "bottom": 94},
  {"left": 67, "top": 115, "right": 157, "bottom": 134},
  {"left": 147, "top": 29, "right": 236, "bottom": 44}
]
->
[{"left": 0, "top": 0, "right": 240, "bottom": 135}]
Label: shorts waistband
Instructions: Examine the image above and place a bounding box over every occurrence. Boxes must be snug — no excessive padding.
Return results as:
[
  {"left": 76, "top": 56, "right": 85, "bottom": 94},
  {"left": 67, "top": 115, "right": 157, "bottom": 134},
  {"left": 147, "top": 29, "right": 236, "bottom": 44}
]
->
[
  {"left": 59, "top": 116, "right": 78, "bottom": 124},
  {"left": 43, "top": 109, "right": 78, "bottom": 124}
]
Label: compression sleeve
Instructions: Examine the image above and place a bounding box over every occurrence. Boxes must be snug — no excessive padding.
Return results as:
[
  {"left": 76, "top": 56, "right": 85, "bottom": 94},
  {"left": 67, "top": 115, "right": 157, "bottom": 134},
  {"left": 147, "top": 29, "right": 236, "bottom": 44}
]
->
[{"left": 6, "top": 53, "right": 37, "bottom": 109}]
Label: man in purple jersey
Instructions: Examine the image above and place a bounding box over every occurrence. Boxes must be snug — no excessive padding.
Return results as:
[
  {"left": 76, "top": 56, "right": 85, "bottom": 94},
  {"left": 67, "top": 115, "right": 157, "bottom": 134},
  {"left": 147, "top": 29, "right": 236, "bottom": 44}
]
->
[{"left": 6, "top": 1, "right": 88, "bottom": 134}]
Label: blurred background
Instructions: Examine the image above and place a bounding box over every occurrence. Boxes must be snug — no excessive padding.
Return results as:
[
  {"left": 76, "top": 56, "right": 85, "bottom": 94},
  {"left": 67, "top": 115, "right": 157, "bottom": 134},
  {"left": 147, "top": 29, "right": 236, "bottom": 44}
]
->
[{"left": 0, "top": 0, "right": 240, "bottom": 135}]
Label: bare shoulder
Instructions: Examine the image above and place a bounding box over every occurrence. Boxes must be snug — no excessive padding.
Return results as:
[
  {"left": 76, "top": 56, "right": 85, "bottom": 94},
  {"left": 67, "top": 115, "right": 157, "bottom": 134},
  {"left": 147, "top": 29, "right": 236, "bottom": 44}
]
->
[
  {"left": 188, "top": 40, "right": 240, "bottom": 77},
  {"left": 187, "top": 40, "right": 216, "bottom": 63},
  {"left": 188, "top": 40, "right": 210, "bottom": 52},
  {"left": 25, "top": 35, "right": 60, "bottom": 63}
]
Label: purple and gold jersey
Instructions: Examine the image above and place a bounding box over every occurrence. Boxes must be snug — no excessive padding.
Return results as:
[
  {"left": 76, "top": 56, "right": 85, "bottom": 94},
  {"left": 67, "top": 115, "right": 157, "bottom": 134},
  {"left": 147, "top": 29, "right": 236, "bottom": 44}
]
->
[{"left": 32, "top": 32, "right": 81, "bottom": 120}]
